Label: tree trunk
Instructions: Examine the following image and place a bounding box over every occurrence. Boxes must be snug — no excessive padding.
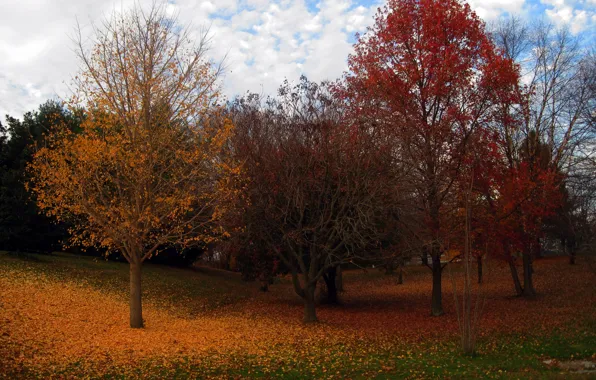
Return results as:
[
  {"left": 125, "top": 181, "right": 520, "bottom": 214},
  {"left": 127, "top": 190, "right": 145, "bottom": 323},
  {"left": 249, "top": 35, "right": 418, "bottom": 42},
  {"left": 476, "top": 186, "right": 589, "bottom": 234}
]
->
[
  {"left": 291, "top": 269, "right": 304, "bottom": 298},
  {"left": 259, "top": 280, "right": 269, "bottom": 292},
  {"left": 385, "top": 262, "right": 394, "bottom": 275},
  {"left": 534, "top": 237, "right": 542, "bottom": 259},
  {"left": 508, "top": 258, "right": 523, "bottom": 296},
  {"left": 422, "top": 250, "right": 429, "bottom": 266},
  {"left": 323, "top": 267, "right": 338, "bottom": 304},
  {"left": 477, "top": 255, "right": 483, "bottom": 284},
  {"left": 336, "top": 265, "right": 344, "bottom": 292},
  {"left": 568, "top": 244, "right": 576, "bottom": 265},
  {"left": 522, "top": 253, "right": 536, "bottom": 297},
  {"left": 129, "top": 262, "right": 143, "bottom": 328},
  {"left": 258, "top": 273, "right": 270, "bottom": 292},
  {"left": 397, "top": 264, "right": 403, "bottom": 285},
  {"left": 303, "top": 284, "right": 317, "bottom": 323},
  {"left": 431, "top": 253, "right": 444, "bottom": 316}
]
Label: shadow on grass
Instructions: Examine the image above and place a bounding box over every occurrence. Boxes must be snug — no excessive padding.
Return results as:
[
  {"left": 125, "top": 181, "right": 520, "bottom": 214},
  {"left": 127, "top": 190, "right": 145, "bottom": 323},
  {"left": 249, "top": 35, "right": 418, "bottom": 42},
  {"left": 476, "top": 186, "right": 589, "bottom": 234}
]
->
[{"left": 6, "top": 250, "right": 50, "bottom": 263}]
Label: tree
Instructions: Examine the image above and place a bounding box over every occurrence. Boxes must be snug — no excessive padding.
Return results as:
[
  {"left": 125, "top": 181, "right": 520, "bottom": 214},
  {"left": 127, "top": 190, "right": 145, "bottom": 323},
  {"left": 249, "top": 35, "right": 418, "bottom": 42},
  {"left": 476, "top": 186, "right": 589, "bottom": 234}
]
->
[
  {"left": 233, "top": 237, "right": 281, "bottom": 292},
  {"left": 343, "top": 0, "right": 520, "bottom": 315},
  {"left": 490, "top": 18, "right": 593, "bottom": 292},
  {"left": 450, "top": 176, "right": 485, "bottom": 355},
  {"left": 28, "top": 4, "right": 239, "bottom": 328},
  {"left": 491, "top": 19, "right": 593, "bottom": 170},
  {"left": 0, "top": 101, "right": 81, "bottom": 252},
  {"left": 375, "top": 206, "right": 412, "bottom": 285},
  {"left": 230, "top": 78, "right": 395, "bottom": 322},
  {"left": 468, "top": 126, "right": 561, "bottom": 297}
]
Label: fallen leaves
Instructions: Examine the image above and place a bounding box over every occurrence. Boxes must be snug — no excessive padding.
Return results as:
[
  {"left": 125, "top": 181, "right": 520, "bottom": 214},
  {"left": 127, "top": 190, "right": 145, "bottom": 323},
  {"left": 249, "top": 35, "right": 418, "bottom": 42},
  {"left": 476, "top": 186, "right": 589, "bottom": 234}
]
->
[{"left": 0, "top": 253, "right": 594, "bottom": 378}]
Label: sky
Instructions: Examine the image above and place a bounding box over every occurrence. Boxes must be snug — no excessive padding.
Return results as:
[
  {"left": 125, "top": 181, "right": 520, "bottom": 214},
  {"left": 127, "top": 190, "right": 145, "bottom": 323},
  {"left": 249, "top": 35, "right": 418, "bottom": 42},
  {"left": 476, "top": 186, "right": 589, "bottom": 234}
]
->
[{"left": 0, "top": 0, "right": 594, "bottom": 119}]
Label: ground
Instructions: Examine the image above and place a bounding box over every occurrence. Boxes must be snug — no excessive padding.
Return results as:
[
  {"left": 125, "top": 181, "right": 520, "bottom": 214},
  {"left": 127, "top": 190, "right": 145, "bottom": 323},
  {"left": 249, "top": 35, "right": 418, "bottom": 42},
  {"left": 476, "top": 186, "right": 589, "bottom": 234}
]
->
[{"left": 0, "top": 251, "right": 594, "bottom": 379}]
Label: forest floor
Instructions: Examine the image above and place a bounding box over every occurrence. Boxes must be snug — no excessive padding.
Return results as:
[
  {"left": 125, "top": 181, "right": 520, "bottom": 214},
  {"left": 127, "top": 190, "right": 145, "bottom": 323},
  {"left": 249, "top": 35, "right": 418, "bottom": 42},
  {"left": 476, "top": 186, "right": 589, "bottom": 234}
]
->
[{"left": 0, "top": 251, "right": 594, "bottom": 379}]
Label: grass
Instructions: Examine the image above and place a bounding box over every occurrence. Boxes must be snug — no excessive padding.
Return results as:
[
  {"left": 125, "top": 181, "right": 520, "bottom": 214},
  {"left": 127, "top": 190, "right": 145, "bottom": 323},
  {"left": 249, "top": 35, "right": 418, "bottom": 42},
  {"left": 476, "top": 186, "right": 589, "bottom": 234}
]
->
[
  {"left": 0, "top": 251, "right": 594, "bottom": 379},
  {"left": 3, "top": 251, "right": 250, "bottom": 315}
]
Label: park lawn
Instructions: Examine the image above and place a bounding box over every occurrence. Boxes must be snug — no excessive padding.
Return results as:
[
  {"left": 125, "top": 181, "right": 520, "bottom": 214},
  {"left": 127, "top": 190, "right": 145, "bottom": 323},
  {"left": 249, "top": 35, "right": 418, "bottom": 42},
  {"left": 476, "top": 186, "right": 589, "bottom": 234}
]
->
[{"left": 0, "top": 251, "right": 594, "bottom": 379}]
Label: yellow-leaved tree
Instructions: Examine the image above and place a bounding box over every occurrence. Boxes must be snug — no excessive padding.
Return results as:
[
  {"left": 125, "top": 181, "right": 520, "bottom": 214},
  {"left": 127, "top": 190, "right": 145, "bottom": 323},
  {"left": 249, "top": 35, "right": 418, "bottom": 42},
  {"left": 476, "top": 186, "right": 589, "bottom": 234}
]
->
[{"left": 28, "top": 4, "right": 240, "bottom": 328}]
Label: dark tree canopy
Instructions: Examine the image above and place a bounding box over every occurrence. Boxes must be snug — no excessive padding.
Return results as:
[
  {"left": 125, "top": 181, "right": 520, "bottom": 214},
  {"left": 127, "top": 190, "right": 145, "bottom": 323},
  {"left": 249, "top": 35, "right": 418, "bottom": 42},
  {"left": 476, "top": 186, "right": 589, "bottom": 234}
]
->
[
  {"left": 229, "top": 77, "right": 397, "bottom": 322},
  {"left": 0, "top": 101, "right": 82, "bottom": 252}
]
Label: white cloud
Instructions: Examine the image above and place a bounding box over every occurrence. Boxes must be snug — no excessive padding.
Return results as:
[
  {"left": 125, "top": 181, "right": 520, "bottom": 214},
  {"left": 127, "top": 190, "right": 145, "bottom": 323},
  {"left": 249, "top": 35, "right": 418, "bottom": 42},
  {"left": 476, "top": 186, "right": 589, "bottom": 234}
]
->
[
  {"left": 0, "top": 0, "right": 593, "bottom": 119},
  {"left": 467, "top": 0, "right": 526, "bottom": 20},
  {"left": 541, "top": 0, "right": 596, "bottom": 34},
  {"left": 0, "top": 0, "right": 138, "bottom": 118}
]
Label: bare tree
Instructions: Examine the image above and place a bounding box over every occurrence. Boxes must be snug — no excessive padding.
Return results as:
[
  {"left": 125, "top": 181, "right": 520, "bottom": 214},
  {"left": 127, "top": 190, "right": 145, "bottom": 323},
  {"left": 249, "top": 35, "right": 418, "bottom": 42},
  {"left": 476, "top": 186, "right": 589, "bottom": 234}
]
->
[{"left": 450, "top": 177, "right": 487, "bottom": 355}]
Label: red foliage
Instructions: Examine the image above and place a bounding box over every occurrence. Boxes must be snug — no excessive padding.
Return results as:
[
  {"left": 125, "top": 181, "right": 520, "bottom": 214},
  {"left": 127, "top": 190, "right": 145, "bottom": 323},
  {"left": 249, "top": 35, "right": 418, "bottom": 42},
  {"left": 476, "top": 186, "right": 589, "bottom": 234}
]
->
[
  {"left": 339, "top": 0, "right": 523, "bottom": 313},
  {"left": 342, "top": 0, "right": 521, "bottom": 245},
  {"left": 468, "top": 129, "right": 563, "bottom": 264}
]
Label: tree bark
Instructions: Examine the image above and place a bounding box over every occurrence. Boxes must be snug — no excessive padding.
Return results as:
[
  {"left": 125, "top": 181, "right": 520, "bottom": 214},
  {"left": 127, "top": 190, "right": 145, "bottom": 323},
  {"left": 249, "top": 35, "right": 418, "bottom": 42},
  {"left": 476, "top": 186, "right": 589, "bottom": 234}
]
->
[
  {"left": 385, "top": 262, "right": 394, "bottom": 275},
  {"left": 397, "top": 264, "right": 404, "bottom": 285},
  {"left": 522, "top": 253, "right": 536, "bottom": 297},
  {"left": 336, "top": 265, "right": 344, "bottom": 292},
  {"left": 508, "top": 257, "right": 523, "bottom": 296},
  {"left": 259, "top": 280, "right": 269, "bottom": 292},
  {"left": 431, "top": 253, "right": 444, "bottom": 316},
  {"left": 303, "top": 284, "right": 317, "bottom": 323},
  {"left": 129, "top": 262, "right": 143, "bottom": 328},
  {"left": 422, "top": 250, "right": 429, "bottom": 266},
  {"left": 534, "top": 237, "right": 542, "bottom": 259},
  {"left": 567, "top": 243, "right": 576, "bottom": 265},
  {"left": 477, "top": 255, "right": 483, "bottom": 284},
  {"left": 258, "top": 272, "right": 270, "bottom": 292},
  {"left": 291, "top": 269, "right": 305, "bottom": 298},
  {"left": 323, "top": 267, "right": 338, "bottom": 304}
]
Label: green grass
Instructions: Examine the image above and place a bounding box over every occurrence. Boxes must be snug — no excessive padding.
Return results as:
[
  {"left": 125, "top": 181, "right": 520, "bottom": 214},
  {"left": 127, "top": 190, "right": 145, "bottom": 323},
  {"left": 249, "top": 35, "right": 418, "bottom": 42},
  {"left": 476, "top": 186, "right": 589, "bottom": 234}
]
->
[{"left": 47, "top": 333, "right": 595, "bottom": 379}]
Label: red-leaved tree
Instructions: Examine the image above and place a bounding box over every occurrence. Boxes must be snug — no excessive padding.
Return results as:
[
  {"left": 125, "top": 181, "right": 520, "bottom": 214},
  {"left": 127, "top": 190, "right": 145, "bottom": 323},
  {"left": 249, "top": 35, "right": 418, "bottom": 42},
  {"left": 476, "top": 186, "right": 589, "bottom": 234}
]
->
[{"left": 342, "top": 0, "right": 521, "bottom": 315}]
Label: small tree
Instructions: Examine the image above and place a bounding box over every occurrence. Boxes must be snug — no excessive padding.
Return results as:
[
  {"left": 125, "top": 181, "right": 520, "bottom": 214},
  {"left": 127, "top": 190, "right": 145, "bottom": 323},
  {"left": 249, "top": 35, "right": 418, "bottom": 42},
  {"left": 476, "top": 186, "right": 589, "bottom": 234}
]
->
[
  {"left": 450, "top": 178, "right": 486, "bottom": 355},
  {"left": 28, "top": 4, "right": 239, "bottom": 328}
]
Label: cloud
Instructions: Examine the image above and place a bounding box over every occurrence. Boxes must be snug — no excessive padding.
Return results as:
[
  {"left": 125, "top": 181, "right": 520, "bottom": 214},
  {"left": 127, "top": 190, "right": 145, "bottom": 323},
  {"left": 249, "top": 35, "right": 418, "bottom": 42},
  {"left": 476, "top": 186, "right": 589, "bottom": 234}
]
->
[
  {"left": 541, "top": 0, "right": 596, "bottom": 34},
  {"left": 0, "top": 0, "right": 138, "bottom": 118},
  {"left": 0, "top": 0, "right": 592, "bottom": 119},
  {"left": 467, "top": 0, "right": 526, "bottom": 20}
]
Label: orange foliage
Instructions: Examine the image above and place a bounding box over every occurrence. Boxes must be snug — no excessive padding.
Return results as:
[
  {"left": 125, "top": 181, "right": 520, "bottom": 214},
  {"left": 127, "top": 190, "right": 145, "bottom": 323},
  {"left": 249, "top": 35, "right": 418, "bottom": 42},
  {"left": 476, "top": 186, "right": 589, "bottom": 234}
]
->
[
  {"left": 25, "top": 4, "right": 243, "bottom": 328},
  {"left": 27, "top": 4, "right": 239, "bottom": 261}
]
